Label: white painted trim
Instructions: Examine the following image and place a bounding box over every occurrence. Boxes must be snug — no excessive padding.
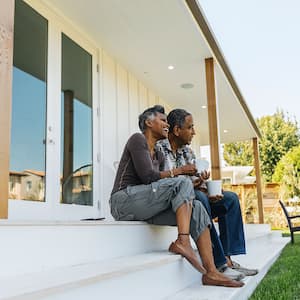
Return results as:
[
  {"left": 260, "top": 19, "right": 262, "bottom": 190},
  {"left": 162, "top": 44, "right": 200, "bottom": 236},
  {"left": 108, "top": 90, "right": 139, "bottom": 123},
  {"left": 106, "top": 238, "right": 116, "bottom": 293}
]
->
[
  {"left": 46, "top": 20, "right": 62, "bottom": 219},
  {"left": 97, "top": 48, "right": 105, "bottom": 217}
]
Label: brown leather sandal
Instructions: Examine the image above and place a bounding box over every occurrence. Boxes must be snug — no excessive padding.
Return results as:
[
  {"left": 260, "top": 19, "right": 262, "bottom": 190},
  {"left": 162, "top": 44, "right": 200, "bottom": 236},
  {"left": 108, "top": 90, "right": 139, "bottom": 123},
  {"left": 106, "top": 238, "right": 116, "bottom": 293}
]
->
[{"left": 202, "top": 274, "right": 244, "bottom": 288}]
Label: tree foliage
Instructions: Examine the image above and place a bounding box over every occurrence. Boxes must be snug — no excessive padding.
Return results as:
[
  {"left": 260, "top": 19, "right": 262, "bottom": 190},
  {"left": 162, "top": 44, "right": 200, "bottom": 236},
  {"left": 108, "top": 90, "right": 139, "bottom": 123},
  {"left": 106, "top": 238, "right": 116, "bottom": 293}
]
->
[
  {"left": 223, "top": 141, "right": 253, "bottom": 166},
  {"left": 272, "top": 145, "right": 300, "bottom": 199},
  {"left": 258, "top": 111, "right": 299, "bottom": 181},
  {"left": 223, "top": 110, "right": 300, "bottom": 181}
]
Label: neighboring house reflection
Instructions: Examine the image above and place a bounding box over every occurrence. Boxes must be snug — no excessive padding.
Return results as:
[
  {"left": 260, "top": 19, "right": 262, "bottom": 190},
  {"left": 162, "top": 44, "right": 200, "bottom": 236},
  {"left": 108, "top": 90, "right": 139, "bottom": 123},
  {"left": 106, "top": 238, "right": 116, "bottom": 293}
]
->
[
  {"left": 9, "top": 168, "right": 92, "bottom": 202},
  {"left": 9, "top": 170, "right": 45, "bottom": 201}
]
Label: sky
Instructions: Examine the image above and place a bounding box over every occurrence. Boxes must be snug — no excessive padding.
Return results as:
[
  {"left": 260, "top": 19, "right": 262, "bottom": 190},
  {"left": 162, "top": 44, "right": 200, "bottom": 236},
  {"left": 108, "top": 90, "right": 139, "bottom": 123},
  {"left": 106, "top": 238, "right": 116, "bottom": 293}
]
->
[
  {"left": 11, "top": 68, "right": 92, "bottom": 172},
  {"left": 199, "top": 0, "right": 300, "bottom": 123}
]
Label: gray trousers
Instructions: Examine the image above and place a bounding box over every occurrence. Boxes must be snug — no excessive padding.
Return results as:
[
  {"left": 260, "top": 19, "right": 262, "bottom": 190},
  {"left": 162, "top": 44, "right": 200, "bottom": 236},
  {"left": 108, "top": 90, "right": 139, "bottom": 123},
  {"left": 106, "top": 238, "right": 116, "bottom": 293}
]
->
[{"left": 110, "top": 176, "right": 211, "bottom": 243}]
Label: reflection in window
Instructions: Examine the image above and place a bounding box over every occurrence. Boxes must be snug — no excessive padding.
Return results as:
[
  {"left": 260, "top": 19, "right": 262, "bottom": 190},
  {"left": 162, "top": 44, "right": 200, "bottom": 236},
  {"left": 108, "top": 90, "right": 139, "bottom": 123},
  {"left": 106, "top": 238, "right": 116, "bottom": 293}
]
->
[
  {"left": 10, "top": 0, "right": 47, "bottom": 201},
  {"left": 26, "top": 181, "right": 32, "bottom": 192},
  {"left": 60, "top": 34, "right": 93, "bottom": 206}
]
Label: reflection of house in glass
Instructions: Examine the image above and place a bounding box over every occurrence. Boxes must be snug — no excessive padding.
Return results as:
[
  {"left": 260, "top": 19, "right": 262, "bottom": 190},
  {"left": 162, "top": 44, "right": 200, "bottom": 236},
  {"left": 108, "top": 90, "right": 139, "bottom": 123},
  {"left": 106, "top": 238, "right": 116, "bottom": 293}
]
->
[
  {"left": 61, "top": 164, "right": 93, "bottom": 206},
  {"left": 9, "top": 170, "right": 45, "bottom": 201},
  {"left": 9, "top": 167, "right": 92, "bottom": 204}
]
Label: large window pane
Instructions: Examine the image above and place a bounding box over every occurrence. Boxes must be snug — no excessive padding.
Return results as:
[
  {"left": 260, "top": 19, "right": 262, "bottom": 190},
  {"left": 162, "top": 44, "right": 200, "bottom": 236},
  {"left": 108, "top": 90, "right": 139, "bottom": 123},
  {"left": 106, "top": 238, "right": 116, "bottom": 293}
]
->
[
  {"left": 10, "top": 0, "right": 48, "bottom": 201},
  {"left": 61, "top": 34, "right": 93, "bottom": 206}
]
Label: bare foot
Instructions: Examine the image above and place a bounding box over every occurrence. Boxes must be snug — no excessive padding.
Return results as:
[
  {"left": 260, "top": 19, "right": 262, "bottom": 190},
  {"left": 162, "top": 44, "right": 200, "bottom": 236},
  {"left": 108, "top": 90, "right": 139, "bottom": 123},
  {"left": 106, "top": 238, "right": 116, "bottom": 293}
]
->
[{"left": 169, "top": 237, "right": 207, "bottom": 274}]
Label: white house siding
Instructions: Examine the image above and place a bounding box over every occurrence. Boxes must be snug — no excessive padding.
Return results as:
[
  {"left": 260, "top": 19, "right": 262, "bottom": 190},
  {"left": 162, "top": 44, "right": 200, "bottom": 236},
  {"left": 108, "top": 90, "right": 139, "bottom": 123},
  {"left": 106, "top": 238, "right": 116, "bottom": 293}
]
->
[
  {"left": 138, "top": 82, "right": 148, "bottom": 112},
  {"left": 99, "top": 49, "right": 171, "bottom": 218},
  {"left": 128, "top": 73, "right": 140, "bottom": 134}
]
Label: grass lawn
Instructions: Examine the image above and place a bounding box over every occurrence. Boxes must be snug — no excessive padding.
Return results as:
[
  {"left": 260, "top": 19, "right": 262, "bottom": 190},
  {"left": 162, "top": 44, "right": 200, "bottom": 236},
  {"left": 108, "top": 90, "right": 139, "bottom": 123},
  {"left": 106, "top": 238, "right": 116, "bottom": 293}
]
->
[{"left": 250, "top": 233, "right": 300, "bottom": 300}]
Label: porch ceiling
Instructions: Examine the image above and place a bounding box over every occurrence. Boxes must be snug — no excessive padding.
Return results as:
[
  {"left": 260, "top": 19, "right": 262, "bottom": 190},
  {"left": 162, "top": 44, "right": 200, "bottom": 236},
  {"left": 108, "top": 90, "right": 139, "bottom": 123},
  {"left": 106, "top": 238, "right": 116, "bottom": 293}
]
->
[{"left": 43, "top": 0, "right": 259, "bottom": 145}]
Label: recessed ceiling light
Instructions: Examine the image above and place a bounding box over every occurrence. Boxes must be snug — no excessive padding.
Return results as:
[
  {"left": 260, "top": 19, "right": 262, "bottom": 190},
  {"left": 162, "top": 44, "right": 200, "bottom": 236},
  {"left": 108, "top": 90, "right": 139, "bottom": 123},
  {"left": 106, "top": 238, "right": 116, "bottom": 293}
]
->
[
  {"left": 168, "top": 65, "right": 175, "bottom": 70},
  {"left": 180, "top": 83, "right": 194, "bottom": 89},
  {"left": 223, "top": 129, "right": 229, "bottom": 133},
  {"left": 201, "top": 105, "right": 207, "bottom": 109}
]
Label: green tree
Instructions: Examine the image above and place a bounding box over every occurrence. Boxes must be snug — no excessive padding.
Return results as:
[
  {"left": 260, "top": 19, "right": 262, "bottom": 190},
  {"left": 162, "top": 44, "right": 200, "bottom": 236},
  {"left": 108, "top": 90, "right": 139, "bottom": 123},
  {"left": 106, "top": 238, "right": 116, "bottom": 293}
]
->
[
  {"left": 273, "top": 145, "right": 300, "bottom": 199},
  {"left": 258, "top": 111, "right": 299, "bottom": 181},
  {"left": 223, "top": 141, "right": 253, "bottom": 166},
  {"left": 223, "top": 110, "right": 300, "bottom": 181}
]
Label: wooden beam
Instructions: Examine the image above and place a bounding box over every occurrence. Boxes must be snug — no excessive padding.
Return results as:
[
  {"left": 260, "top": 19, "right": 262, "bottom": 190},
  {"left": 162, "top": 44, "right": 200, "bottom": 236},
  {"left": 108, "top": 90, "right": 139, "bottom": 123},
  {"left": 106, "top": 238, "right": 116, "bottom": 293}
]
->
[
  {"left": 253, "top": 137, "right": 264, "bottom": 223},
  {"left": 0, "top": 0, "right": 15, "bottom": 219},
  {"left": 205, "top": 57, "right": 221, "bottom": 180}
]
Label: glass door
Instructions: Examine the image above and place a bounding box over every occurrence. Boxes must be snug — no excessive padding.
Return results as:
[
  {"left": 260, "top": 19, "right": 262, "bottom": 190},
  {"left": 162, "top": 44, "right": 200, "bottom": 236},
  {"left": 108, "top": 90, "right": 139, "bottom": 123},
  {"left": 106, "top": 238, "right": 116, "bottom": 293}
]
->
[
  {"left": 9, "top": 0, "right": 49, "bottom": 219},
  {"left": 57, "top": 33, "right": 97, "bottom": 216},
  {"left": 61, "top": 33, "right": 93, "bottom": 207},
  {"left": 9, "top": 0, "right": 100, "bottom": 220}
]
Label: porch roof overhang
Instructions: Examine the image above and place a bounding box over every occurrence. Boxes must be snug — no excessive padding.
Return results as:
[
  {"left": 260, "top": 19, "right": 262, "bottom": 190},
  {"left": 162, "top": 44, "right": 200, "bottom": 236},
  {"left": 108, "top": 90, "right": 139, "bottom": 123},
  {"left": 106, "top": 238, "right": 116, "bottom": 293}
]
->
[{"left": 43, "top": 0, "right": 261, "bottom": 145}]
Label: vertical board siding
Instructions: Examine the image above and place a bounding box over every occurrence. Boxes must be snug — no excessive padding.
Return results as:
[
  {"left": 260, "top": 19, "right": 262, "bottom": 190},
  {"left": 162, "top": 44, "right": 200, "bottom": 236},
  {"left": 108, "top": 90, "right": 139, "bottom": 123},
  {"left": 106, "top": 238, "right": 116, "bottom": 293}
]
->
[
  {"left": 138, "top": 82, "right": 148, "bottom": 112},
  {"left": 101, "top": 50, "right": 117, "bottom": 216},
  {"left": 148, "top": 90, "right": 156, "bottom": 107},
  {"left": 99, "top": 52, "right": 205, "bottom": 219},
  {"left": 128, "top": 73, "right": 140, "bottom": 134},
  {"left": 116, "top": 63, "right": 129, "bottom": 157},
  {"left": 100, "top": 50, "right": 167, "bottom": 217}
]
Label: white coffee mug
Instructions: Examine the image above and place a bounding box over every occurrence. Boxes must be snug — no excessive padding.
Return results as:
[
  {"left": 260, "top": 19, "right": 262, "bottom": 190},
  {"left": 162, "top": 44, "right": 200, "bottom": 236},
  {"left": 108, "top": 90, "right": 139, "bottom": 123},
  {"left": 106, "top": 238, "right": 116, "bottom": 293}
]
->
[{"left": 206, "top": 180, "right": 222, "bottom": 196}]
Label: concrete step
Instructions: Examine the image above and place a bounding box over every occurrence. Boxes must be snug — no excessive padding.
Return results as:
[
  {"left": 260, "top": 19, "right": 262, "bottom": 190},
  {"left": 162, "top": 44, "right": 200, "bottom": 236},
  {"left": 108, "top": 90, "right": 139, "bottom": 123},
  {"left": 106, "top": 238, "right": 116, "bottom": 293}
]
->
[
  {"left": 164, "top": 232, "right": 290, "bottom": 300},
  {"left": 0, "top": 220, "right": 177, "bottom": 278},
  {"left": 0, "top": 251, "right": 200, "bottom": 300},
  {"left": 0, "top": 225, "right": 288, "bottom": 300},
  {"left": 0, "top": 220, "right": 268, "bottom": 279}
]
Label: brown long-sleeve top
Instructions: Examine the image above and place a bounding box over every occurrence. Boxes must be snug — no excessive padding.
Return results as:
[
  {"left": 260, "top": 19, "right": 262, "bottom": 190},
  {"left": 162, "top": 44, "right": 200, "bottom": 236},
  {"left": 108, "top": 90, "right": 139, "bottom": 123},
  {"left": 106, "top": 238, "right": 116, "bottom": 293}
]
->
[{"left": 111, "top": 133, "right": 165, "bottom": 195}]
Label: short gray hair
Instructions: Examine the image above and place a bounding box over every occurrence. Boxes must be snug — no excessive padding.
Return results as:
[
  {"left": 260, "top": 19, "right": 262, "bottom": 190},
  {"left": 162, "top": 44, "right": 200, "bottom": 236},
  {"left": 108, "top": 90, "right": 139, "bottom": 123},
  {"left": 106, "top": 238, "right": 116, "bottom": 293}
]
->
[{"left": 138, "top": 105, "right": 165, "bottom": 133}]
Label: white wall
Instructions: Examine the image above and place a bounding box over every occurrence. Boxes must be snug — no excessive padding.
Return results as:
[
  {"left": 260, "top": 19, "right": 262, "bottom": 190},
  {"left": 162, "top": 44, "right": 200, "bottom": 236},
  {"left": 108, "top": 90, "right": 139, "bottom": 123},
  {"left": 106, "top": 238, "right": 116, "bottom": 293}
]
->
[{"left": 99, "top": 49, "right": 170, "bottom": 218}]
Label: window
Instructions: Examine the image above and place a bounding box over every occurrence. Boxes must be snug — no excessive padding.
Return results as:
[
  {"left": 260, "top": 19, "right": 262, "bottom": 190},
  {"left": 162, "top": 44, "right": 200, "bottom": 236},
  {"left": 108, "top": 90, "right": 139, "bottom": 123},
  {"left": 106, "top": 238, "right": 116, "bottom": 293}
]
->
[
  {"left": 10, "top": 0, "right": 48, "bottom": 201},
  {"left": 26, "top": 181, "right": 32, "bottom": 192},
  {"left": 60, "top": 34, "right": 93, "bottom": 206}
]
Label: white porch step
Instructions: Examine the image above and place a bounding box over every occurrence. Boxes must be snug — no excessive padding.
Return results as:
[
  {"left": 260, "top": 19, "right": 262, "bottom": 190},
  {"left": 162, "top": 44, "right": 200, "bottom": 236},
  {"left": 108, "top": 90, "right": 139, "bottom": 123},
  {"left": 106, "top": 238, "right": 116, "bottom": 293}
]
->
[
  {"left": 0, "top": 220, "right": 178, "bottom": 279},
  {"left": 0, "top": 223, "right": 289, "bottom": 300},
  {"left": 0, "top": 220, "right": 269, "bottom": 279},
  {"left": 164, "top": 232, "right": 289, "bottom": 300},
  {"left": 0, "top": 251, "right": 200, "bottom": 300}
]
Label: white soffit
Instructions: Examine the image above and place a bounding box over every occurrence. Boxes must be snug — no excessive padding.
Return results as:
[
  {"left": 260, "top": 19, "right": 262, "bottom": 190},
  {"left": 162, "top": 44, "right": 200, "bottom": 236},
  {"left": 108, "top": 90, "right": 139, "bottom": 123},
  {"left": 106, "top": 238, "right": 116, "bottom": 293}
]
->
[{"left": 43, "top": 0, "right": 259, "bottom": 145}]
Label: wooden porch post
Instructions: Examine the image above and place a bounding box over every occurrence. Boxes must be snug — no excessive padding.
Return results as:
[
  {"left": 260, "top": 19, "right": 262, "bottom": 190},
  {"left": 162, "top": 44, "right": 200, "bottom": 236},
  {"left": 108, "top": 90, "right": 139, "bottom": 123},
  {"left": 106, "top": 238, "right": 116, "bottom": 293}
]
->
[
  {"left": 205, "top": 57, "right": 221, "bottom": 179},
  {"left": 0, "top": 0, "right": 15, "bottom": 219},
  {"left": 253, "top": 137, "right": 264, "bottom": 223}
]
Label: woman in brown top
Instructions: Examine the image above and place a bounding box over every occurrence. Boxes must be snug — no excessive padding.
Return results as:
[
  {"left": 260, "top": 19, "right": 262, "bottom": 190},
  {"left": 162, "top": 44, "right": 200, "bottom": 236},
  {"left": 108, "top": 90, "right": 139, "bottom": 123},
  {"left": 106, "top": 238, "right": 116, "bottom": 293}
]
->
[{"left": 110, "top": 105, "right": 243, "bottom": 288}]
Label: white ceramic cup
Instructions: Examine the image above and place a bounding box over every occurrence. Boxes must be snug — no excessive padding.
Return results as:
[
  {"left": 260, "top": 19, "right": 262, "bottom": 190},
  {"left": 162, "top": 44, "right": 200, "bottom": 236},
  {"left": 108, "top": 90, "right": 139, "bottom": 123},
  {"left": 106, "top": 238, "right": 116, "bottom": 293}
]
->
[{"left": 206, "top": 180, "right": 222, "bottom": 196}]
